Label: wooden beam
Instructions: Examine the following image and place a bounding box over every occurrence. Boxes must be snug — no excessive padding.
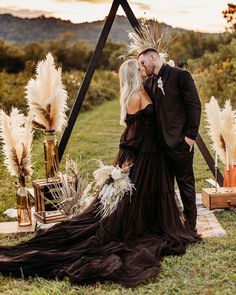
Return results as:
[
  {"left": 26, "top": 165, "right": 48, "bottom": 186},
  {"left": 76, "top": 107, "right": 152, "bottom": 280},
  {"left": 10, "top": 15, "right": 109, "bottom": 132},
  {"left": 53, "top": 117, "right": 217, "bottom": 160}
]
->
[
  {"left": 58, "top": 0, "right": 120, "bottom": 161},
  {"left": 119, "top": 0, "right": 140, "bottom": 29}
]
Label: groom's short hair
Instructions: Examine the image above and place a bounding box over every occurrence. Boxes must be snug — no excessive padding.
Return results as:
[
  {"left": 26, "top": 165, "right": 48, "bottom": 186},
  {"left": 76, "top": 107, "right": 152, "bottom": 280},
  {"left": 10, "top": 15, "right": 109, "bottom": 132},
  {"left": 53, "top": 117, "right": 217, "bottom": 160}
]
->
[{"left": 137, "top": 48, "right": 159, "bottom": 58}]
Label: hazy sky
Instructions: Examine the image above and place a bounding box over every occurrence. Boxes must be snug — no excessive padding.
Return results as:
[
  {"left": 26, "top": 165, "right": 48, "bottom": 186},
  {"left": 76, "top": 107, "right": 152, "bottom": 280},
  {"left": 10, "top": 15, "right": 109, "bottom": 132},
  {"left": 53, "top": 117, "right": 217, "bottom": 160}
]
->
[{"left": 0, "top": 0, "right": 230, "bottom": 33}]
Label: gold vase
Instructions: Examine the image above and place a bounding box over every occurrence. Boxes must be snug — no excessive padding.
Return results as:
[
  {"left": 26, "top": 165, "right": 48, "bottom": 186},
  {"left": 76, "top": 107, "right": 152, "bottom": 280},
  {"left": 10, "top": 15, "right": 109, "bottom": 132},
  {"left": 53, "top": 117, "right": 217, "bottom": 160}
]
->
[
  {"left": 43, "top": 130, "right": 60, "bottom": 179},
  {"left": 17, "top": 176, "right": 32, "bottom": 226}
]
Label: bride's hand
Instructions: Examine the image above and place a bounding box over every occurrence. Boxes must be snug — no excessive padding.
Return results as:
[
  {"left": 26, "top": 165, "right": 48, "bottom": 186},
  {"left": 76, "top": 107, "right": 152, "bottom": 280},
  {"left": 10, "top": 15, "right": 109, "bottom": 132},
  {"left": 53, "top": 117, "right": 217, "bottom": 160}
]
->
[{"left": 122, "top": 162, "right": 130, "bottom": 172}]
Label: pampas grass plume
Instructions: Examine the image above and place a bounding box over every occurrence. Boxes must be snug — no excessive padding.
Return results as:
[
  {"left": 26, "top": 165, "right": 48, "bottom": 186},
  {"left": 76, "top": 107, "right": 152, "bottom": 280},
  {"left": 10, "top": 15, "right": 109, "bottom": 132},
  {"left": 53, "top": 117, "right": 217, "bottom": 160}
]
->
[
  {"left": 26, "top": 52, "right": 68, "bottom": 132},
  {"left": 0, "top": 108, "right": 34, "bottom": 178}
]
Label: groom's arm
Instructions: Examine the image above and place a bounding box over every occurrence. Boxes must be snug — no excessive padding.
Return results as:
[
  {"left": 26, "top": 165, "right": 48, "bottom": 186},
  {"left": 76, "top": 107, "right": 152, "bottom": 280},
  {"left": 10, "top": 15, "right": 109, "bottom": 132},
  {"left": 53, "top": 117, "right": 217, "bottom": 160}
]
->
[{"left": 179, "top": 70, "right": 201, "bottom": 140}]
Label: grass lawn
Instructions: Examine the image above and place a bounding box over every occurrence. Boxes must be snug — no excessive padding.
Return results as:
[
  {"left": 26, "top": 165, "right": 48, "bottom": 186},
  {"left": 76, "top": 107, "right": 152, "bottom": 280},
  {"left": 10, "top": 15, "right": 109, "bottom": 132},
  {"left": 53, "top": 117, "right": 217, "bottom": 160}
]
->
[{"left": 0, "top": 99, "right": 235, "bottom": 295}]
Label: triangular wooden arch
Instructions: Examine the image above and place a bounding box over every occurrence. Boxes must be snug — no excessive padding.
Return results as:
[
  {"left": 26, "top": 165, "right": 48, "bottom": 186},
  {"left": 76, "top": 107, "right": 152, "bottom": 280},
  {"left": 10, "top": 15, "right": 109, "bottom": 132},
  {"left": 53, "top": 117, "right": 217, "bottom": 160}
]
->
[{"left": 58, "top": 0, "right": 223, "bottom": 186}]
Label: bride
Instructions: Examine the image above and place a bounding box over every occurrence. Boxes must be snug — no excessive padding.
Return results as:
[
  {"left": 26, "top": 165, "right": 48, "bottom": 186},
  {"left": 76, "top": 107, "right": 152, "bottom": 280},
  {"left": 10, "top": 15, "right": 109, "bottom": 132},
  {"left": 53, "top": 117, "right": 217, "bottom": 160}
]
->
[{"left": 0, "top": 59, "right": 201, "bottom": 287}]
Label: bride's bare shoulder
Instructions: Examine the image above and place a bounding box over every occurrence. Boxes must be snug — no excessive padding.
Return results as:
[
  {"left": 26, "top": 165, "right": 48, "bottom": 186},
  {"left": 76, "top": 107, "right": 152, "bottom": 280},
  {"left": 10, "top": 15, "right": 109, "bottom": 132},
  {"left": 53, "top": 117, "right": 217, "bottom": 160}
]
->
[{"left": 127, "top": 93, "right": 141, "bottom": 114}]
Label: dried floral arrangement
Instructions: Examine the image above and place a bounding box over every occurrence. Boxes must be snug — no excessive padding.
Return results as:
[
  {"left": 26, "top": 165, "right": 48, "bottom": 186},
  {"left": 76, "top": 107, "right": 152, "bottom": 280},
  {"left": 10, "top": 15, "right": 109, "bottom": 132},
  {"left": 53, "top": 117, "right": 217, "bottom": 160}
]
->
[
  {"left": 47, "top": 159, "right": 92, "bottom": 217},
  {"left": 25, "top": 52, "right": 69, "bottom": 178},
  {"left": 127, "top": 18, "right": 175, "bottom": 66},
  {"left": 47, "top": 160, "right": 135, "bottom": 219},
  {"left": 0, "top": 108, "right": 34, "bottom": 184},
  {"left": 26, "top": 52, "right": 68, "bottom": 132},
  {"left": 205, "top": 96, "right": 236, "bottom": 165}
]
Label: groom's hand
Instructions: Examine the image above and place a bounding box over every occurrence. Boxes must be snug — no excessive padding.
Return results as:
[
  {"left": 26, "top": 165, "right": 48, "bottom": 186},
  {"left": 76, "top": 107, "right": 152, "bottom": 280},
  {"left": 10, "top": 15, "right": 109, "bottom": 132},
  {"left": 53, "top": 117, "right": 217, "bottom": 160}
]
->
[{"left": 185, "top": 136, "right": 195, "bottom": 152}]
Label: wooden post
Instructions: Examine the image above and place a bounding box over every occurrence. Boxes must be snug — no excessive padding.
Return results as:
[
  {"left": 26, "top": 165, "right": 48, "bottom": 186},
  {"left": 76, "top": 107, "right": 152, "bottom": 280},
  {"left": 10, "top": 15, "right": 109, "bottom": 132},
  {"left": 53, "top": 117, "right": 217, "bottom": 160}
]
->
[{"left": 58, "top": 0, "right": 120, "bottom": 161}]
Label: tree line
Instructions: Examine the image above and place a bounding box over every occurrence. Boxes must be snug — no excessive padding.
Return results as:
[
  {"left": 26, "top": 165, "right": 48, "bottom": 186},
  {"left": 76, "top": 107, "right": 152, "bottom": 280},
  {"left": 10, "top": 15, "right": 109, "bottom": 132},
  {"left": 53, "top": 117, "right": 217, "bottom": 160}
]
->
[{"left": 0, "top": 30, "right": 235, "bottom": 74}]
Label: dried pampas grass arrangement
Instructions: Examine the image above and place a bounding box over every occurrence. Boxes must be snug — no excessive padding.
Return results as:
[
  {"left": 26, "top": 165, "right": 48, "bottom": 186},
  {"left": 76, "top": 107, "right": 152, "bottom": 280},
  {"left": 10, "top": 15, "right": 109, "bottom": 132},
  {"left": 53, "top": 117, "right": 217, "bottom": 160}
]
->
[
  {"left": 127, "top": 18, "right": 175, "bottom": 66},
  {"left": 47, "top": 159, "right": 92, "bottom": 217},
  {"left": 0, "top": 108, "right": 34, "bottom": 180},
  {"left": 221, "top": 100, "right": 236, "bottom": 164},
  {"left": 205, "top": 96, "right": 236, "bottom": 164},
  {"left": 26, "top": 52, "right": 68, "bottom": 132}
]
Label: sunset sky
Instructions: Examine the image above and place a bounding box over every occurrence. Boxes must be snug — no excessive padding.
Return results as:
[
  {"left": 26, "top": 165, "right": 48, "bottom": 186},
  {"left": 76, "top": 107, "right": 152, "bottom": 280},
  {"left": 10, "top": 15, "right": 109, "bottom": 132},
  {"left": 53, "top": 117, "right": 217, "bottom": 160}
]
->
[{"left": 0, "top": 0, "right": 230, "bottom": 33}]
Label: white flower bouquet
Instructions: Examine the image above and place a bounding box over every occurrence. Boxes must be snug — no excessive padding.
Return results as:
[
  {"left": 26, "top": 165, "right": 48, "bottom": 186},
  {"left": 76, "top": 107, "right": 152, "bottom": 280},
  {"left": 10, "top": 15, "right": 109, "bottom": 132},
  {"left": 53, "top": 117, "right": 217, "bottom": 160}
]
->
[{"left": 86, "top": 161, "right": 135, "bottom": 218}]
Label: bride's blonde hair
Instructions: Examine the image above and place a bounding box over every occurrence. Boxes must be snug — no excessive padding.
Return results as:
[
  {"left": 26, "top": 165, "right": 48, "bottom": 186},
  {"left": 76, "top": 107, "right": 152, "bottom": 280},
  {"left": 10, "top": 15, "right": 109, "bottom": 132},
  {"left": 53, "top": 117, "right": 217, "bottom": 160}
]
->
[{"left": 119, "top": 59, "right": 142, "bottom": 126}]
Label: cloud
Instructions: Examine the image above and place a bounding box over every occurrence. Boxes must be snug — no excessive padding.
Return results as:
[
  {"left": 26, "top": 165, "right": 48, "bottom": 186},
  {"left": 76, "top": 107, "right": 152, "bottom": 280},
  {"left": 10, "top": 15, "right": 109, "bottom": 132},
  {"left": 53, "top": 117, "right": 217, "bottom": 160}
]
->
[
  {"left": 178, "top": 10, "right": 189, "bottom": 14},
  {"left": 0, "top": 6, "right": 53, "bottom": 18},
  {"left": 55, "top": 0, "right": 111, "bottom": 3},
  {"left": 80, "top": 0, "right": 110, "bottom": 2},
  {"left": 131, "top": 2, "right": 151, "bottom": 11},
  {"left": 56, "top": 0, "right": 151, "bottom": 8}
]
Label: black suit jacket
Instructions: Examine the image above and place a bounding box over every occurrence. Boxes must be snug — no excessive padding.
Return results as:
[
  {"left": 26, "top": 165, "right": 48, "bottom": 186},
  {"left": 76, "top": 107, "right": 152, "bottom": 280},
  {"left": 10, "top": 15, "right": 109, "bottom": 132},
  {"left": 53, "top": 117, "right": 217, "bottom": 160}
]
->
[{"left": 144, "top": 64, "right": 201, "bottom": 148}]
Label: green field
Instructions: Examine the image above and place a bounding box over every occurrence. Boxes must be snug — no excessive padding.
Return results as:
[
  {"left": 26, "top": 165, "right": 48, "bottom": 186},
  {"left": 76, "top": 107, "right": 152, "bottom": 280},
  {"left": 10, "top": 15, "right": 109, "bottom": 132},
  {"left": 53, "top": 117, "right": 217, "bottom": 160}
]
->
[{"left": 0, "top": 99, "right": 235, "bottom": 295}]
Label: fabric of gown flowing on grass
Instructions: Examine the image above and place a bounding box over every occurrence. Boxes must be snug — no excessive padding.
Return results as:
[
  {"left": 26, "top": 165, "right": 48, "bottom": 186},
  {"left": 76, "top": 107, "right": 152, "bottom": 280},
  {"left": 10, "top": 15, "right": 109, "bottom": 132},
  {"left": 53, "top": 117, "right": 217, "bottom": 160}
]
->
[{"left": 0, "top": 104, "right": 201, "bottom": 287}]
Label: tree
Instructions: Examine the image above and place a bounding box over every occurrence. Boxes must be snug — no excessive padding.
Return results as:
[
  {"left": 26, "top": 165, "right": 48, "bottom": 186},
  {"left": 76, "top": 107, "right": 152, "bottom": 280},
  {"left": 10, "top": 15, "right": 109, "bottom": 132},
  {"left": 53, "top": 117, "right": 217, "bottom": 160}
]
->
[
  {"left": 0, "top": 39, "right": 25, "bottom": 73},
  {"left": 222, "top": 3, "right": 236, "bottom": 32}
]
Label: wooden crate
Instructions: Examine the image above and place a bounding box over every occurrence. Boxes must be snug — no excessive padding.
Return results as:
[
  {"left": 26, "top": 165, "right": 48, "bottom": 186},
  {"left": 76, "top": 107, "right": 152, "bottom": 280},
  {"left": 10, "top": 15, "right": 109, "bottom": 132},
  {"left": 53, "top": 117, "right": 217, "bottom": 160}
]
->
[
  {"left": 202, "top": 187, "right": 236, "bottom": 210},
  {"left": 32, "top": 178, "right": 62, "bottom": 212},
  {"left": 32, "top": 178, "right": 67, "bottom": 223}
]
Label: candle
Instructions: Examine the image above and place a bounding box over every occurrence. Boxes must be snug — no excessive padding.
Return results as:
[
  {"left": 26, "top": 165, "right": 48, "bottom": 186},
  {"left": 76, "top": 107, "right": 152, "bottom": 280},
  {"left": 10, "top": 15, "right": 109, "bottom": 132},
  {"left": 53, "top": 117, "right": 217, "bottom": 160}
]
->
[
  {"left": 226, "top": 146, "right": 229, "bottom": 171},
  {"left": 215, "top": 151, "right": 218, "bottom": 167}
]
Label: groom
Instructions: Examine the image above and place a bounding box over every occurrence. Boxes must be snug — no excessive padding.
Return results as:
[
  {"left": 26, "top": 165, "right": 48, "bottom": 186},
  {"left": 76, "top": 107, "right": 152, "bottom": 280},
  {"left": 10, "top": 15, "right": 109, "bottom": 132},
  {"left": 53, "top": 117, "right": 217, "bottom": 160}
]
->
[{"left": 138, "top": 49, "right": 201, "bottom": 231}]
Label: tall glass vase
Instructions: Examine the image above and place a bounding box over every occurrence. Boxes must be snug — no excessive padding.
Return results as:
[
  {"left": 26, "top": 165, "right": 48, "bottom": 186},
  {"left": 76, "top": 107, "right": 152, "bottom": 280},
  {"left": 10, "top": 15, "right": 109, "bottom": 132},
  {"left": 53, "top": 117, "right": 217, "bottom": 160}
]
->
[
  {"left": 16, "top": 176, "right": 32, "bottom": 226},
  {"left": 223, "top": 165, "right": 236, "bottom": 187},
  {"left": 43, "top": 130, "right": 60, "bottom": 180}
]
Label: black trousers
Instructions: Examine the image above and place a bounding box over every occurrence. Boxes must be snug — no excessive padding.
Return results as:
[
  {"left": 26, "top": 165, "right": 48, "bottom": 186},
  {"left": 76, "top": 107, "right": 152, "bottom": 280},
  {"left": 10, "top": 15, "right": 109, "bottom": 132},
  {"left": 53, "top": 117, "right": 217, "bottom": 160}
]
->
[{"left": 161, "top": 139, "right": 197, "bottom": 229}]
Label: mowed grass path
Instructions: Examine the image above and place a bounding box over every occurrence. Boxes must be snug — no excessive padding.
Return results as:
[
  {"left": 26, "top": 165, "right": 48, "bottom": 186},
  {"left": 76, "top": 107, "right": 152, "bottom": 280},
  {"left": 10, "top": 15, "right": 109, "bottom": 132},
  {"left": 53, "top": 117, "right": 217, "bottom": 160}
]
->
[{"left": 0, "top": 99, "right": 235, "bottom": 295}]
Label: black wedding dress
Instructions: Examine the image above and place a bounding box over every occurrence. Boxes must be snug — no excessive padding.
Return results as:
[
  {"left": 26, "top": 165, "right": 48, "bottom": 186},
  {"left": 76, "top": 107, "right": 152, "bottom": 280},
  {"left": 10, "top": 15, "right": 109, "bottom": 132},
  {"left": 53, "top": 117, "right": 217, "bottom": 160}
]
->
[{"left": 0, "top": 104, "right": 201, "bottom": 287}]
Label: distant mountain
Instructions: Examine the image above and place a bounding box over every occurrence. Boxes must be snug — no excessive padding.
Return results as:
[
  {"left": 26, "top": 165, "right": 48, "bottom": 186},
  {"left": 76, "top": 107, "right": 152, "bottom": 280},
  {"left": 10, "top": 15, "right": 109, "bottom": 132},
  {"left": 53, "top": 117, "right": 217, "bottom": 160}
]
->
[{"left": 0, "top": 13, "right": 184, "bottom": 44}]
